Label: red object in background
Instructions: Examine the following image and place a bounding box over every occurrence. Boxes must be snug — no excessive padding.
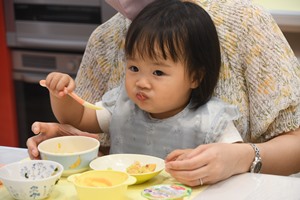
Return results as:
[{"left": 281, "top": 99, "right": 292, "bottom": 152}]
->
[{"left": 0, "top": 1, "right": 19, "bottom": 146}]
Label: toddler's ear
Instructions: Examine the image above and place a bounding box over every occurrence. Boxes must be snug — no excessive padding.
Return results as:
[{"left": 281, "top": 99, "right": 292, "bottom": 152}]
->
[
  {"left": 105, "top": 0, "right": 156, "bottom": 20},
  {"left": 191, "top": 81, "right": 199, "bottom": 89},
  {"left": 191, "top": 70, "right": 205, "bottom": 89}
]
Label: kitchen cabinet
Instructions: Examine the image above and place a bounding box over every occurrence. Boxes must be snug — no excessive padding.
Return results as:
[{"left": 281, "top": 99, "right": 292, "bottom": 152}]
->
[{"left": 0, "top": 1, "right": 18, "bottom": 146}]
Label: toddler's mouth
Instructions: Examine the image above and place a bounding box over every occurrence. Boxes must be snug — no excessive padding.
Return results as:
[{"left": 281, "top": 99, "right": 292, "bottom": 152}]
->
[{"left": 136, "top": 92, "right": 147, "bottom": 101}]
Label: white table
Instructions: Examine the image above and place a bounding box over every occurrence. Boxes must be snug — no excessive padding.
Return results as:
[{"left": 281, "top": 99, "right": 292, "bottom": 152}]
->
[
  {"left": 0, "top": 146, "right": 28, "bottom": 164},
  {"left": 194, "top": 173, "right": 300, "bottom": 200},
  {"left": 1, "top": 146, "right": 300, "bottom": 200}
]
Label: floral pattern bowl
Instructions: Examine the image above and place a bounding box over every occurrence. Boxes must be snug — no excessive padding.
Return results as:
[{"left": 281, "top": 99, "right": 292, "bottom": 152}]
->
[{"left": 0, "top": 160, "right": 63, "bottom": 200}]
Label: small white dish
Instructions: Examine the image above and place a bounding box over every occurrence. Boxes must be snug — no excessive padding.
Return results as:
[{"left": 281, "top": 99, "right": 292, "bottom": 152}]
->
[{"left": 90, "top": 154, "right": 165, "bottom": 184}]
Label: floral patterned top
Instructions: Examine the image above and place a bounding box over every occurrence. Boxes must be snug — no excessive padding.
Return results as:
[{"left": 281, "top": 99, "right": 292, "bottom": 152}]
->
[{"left": 75, "top": 0, "right": 300, "bottom": 146}]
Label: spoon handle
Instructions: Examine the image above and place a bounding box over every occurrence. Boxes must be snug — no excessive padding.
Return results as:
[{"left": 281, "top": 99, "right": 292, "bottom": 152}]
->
[{"left": 39, "top": 80, "right": 102, "bottom": 110}]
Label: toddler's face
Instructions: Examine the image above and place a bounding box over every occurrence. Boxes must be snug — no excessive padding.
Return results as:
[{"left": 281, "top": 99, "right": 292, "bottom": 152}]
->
[{"left": 125, "top": 54, "right": 197, "bottom": 119}]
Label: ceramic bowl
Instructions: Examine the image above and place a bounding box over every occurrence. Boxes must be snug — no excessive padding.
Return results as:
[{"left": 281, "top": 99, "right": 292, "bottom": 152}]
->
[
  {"left": 38, "top": 136, "right": 100, "bottom": 176},
  {"left": 90, "top": 154, "right": 165, "bottom": 184},
  {"left": 0, "top": 160, "right": 63, "bottom": 200},
  {"left": 68, "top": 170, "right": 136, "bottom": 200}
]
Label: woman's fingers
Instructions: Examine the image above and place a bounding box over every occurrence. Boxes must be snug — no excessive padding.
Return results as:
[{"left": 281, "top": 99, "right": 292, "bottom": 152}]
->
[
  {"left": 165, "top": 144, "right": 220, "bottom": 186},
  {"left": 165, "top": 147, "right": 208, "bottom": 171},
  {"left": 27, "top": 122, "right": 100, "bottom": 159},
  {"left": 31, "top": 122, "right": 60, "bottom": 138},
  {"left": 166, "top": 143, "right": 243, "bottom": 186},
  {"left": 26, "top": 135, "right": 41, "bottom": 159},
  {"left": 167, "top": 164, "right": 210, "bottom": 186},
  {"left": 165, "top": 149, "right": 190, "bottom": 162},
  {"left": 28, "top": 121, "right": 60, "bottom": 159}
]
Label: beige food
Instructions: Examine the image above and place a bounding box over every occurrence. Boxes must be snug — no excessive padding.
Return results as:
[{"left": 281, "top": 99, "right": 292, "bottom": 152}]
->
[
  {"left": 126, "top": 161, "right": 156, "bottom": 174},
  {"left": 76, "top": 177, "right": 113, "bottom": 187}
]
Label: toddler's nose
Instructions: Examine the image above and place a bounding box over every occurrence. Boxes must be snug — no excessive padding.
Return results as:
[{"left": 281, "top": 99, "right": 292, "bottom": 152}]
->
[{"left": 135, "top": 76, "right": 151, "bottom": 89}]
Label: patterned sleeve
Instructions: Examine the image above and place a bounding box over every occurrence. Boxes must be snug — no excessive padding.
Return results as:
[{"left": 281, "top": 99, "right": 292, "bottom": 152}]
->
[
  {"left": 74, "top": 13, "right": 130, "bottom": 103},
  {"left": 204, "top": 0, "right": 300, "bottom": 142},
  {"left": 73, "top": 13, "right": 130, "bottom": 147},
  {"left": 239, "top": 3, "right": 300, "bottom": 141}
]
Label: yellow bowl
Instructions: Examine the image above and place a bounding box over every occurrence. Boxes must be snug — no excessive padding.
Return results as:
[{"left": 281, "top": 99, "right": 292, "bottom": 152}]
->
[
  {"left": 89, "top": 154, "right": 165, "bottom": 184},
  {"left": 68, "top": 170, "right": 136, "bottom": 200}
]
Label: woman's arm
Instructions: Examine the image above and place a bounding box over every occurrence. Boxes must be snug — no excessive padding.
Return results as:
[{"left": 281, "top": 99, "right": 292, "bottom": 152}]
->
[
  {"left": 165, "top": 128, "right": 300, "bottom": 186},
  {"left": 259, "top": 128, "right": 300, "bottom": 175}
]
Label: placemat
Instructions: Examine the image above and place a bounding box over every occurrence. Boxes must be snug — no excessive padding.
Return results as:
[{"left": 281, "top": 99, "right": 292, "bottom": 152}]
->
[{"left": 0, "top": 170, "right": 207, "bottom": 199}]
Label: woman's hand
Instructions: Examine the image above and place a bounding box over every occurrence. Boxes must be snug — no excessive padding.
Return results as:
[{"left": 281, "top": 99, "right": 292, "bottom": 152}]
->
[
  {"left": 27, "top": 121, "right": 100, "bottom": 160},
  {"left": 165, "top": 143, "right": 253, "bottom": 186}
]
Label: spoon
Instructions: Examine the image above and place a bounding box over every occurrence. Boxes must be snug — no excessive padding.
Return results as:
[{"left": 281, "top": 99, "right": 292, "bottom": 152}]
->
[{"left": 39, "top": 80, "right": 102, "bottom": 110}]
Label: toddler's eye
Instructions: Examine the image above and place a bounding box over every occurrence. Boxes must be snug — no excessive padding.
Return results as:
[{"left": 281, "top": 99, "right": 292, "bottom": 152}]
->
[
  {"left": 129, "top": 66, "right": 139, "bottom": 72},
  {"left": 153, "top": 70, "right": 164, "bottom": 76}
]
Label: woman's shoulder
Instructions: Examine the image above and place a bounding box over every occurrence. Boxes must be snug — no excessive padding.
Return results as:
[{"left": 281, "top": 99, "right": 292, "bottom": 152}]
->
[
  {"left": 92, "top": 13, "right": 130, "bottom": 37},
  {"left": 87, "top": 13, "right": 130, "bottom": 49},
  {"left": 199, "top": 0, "right": 273, "bottom": 33},
  {"left": 202, "top": 0, "right": 269, "bottom": 16}
]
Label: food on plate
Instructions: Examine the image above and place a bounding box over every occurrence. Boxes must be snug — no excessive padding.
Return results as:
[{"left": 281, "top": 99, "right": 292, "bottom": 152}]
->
[
  {"left": 126, "top": 161, "right": 156, "bottom": 174},
  {"left": 76, "top": 177, "right": 113, "bottom": 187}
]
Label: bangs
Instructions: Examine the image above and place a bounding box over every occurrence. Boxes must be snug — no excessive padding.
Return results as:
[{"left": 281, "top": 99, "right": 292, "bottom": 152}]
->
[{"left": 125, "top": 12, "right": 186, "bottom": 63}]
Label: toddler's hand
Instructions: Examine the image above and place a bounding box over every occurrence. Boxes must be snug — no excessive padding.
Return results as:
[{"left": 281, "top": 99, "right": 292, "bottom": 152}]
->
[{"left": 44, "top": 72, "right": 75, "bottom": 98}]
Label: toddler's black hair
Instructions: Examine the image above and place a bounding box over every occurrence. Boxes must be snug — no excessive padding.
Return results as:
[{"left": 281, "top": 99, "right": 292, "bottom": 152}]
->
[{"left": 125, "top": 0, "right": 221, "bottom": 108}]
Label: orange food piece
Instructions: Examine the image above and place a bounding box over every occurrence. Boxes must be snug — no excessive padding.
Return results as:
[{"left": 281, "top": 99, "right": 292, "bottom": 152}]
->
[
  {"left": 126, "top": 161, "right": 156, "bottom": 174},
  {"left": 145, "top": 164, "right": 156, "bottom": 172}
]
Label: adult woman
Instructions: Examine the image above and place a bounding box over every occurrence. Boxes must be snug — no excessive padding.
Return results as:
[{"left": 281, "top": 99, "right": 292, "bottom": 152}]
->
[{"left": 27, "top": 0, "right": 300, "bottom": 186}]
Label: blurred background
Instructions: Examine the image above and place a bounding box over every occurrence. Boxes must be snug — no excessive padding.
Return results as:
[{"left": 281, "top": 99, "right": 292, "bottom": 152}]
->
[{"left": 0, "top": 0, "right": 116, "bottom": 147}]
